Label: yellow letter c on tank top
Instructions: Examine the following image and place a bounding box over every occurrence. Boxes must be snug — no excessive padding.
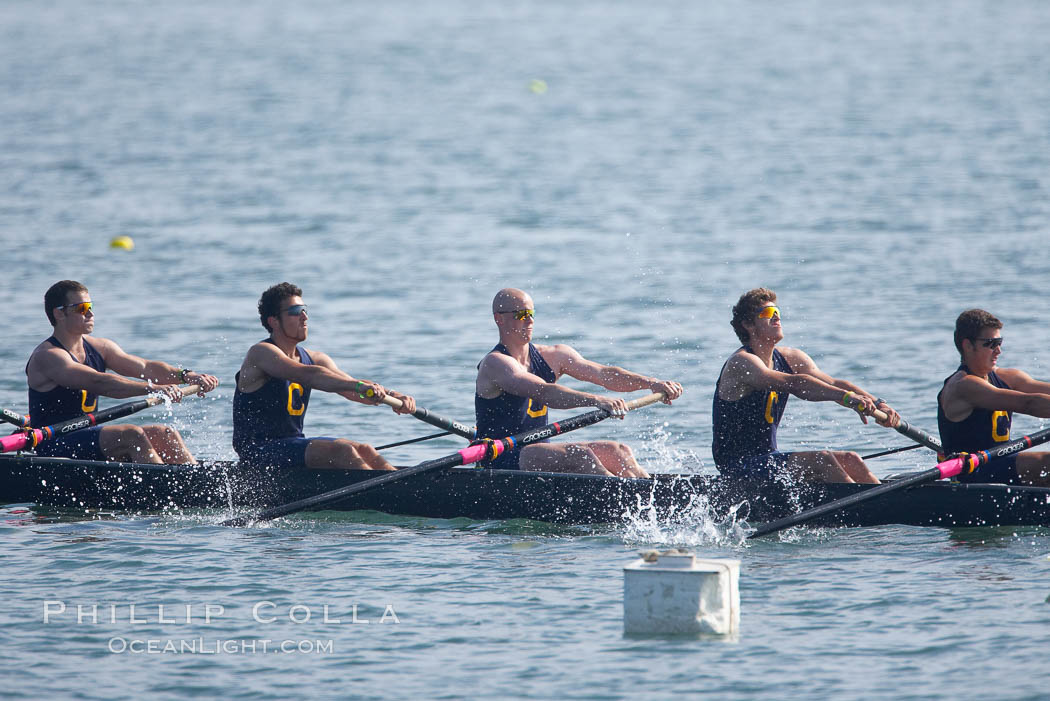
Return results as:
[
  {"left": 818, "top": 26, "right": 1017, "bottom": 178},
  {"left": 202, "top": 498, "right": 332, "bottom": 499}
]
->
[
  {"left": 526, "top": 398, "right": 548, "bottom": 418},
  {"left": 991, "top": 410, "right": 1010, "bottom": 442},
  {"left": 287, "top": 383, "right": 306, "bottom": 416},
  {"left": 764, "top": 391, "right": 778, "bottom": 424},
  {"left": 80, "top": 390, "right": 97, "bottom": 413}
]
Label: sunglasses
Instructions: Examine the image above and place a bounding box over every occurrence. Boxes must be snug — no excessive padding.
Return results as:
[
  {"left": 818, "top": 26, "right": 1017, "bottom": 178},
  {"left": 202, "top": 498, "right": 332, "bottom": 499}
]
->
[
  {"left": 757, "top": 305, "right": 780, "bottom": 320},
  {"left": 57, "top": 302, "right": 93, "bottom": 315},
  {"left": 974, "top": 337, "right": 1003, "bottom": 349},
  {"left": 281, "top": 304, "right": 308, "bottom": 317},
  {"left": 498, "top": 309, "right": 535, "bottom": 321}
]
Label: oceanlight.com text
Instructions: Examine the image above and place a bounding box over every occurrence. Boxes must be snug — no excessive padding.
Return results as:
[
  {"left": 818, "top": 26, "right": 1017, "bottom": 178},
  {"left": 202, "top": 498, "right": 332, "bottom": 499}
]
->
[{"left": 108, "top": 637, "right": 335, "bottom": 655}]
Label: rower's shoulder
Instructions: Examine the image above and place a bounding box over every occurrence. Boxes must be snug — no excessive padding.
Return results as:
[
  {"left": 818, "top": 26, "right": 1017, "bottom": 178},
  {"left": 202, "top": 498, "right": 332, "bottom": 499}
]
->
[
  {"left": 773, "top": 345, "right": 807, "bottom": 363},
  {"left": 993, "top": 366, "right": 1026, "bottom": 384},
  {"left": 537, "top": 342, "right": 578, "bottom": 361}
]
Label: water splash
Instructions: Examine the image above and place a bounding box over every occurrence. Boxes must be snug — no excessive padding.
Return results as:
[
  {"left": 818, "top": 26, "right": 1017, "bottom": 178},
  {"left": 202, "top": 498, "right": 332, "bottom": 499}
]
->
[{"left": 620, "top": 480, "right": 750, "bottom": 548}]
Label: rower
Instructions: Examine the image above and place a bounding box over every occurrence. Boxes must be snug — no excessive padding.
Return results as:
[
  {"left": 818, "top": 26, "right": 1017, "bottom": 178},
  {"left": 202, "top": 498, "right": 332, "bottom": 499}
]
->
[
  {"left": 233, "top": 282, "right": 417, "bottom": 470},
  {"left": 712, "top": 288, "right": 899, "bottom": 483},
  {"left": 474, "top": 288, "right": 682, "bottom": 477},
  {"left": 25, "top": 280, "right": 220, "bottom": 464},
  {"left": 937, "top": 309, "right": 1050, "bottom": 486}
]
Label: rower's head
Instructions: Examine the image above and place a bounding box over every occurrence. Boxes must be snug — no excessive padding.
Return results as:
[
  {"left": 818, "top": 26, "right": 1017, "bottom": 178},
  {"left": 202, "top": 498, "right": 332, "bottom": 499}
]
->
[
  {"left": 732, "top": 288, "right": 781, "bottom": 346},
  {"left": 259, "top": 282, "right": 308, "bottom": 342},
  {"left": 492, "top": 288, "right": 535, "bottom": 343},
  {"left": 955, "top": 309, "right": 1003, "bottom": 368},
  {"left": 45, "top": 280, "right": 94, "bottom": 332}
]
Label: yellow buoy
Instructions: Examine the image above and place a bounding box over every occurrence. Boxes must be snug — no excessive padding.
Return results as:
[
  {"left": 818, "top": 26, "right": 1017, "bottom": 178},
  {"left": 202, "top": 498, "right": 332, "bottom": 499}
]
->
[
  {"left": 529, "top": 79, "right": 548, "bottom": 95},
  {"left": 109, "top": 235, "right": 135, "bottom": 250}
]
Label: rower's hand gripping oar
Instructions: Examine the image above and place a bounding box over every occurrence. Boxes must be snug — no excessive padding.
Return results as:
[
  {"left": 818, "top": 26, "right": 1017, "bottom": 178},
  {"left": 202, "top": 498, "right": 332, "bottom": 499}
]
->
[
  {"left": 222, "top": 392, "right": 666, "bottom": 527},
  {"left": 0, "top": 384, "right": 204, "bottom": 453},
  {"left": 748, "top": 423, "right": 1050, "bottom": 539},
  {"left": 378, "top": 394, "right": 476, "bottom": 440}
]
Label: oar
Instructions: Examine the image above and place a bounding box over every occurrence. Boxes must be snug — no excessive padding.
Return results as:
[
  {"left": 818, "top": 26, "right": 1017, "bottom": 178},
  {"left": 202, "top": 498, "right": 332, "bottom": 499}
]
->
[
  {"left": 0, "top": 385, "right": 202, "bottom": 453},
  {"left": 378, "top": 395, "right": 476, "bottom": 440},
  {"left": 865, "top": 406, "right": 942, "bottom": 452},
  {"left": 222, "top": 392, "right": 666, "bottom": 527},
  {"left": 1, "top": 408, "right": 30, "bottom": 429},
  {"left": 748, "top": 424, "right": 1050, "bottom": 539},
  {"left": 375, "top": 430, "right": 454, "bottom": 451},
  {"left": 861, "top": 444, "right": 924, "bottom": 460}
]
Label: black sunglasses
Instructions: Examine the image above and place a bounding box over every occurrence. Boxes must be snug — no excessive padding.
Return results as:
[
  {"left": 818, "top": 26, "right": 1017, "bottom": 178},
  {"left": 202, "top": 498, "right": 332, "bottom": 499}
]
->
[
  {"left": 281, "top": 304, "right": 307, "bottom": 317},
  {"left": 973, "top": 337, "right": 1003, "bottom": 349}
]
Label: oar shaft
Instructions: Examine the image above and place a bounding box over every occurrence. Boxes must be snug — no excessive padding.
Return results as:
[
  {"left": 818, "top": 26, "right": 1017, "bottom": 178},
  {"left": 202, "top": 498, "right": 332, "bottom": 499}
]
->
[
  {"left": 937, "top": 424, "right": 1050, "bottom": 480},
  {"left": 375, "top": 431, "right": 454, "bottom": 451},
  {"left": 0, "top": 385, "right": 202, "bottom": 453},
  {"left": 380, "top": 395, "right": 476, "bottom": 439},
  {"left": 748, "top": 468, "right": 940, "bottom": 538},
  {"left": 1, "top": 408, "right": 30, "bottom": 428},
  {"left": 870, "top": 409, "right": 942, "bottom": 452},
  {"left": 749, "top": 423, "right": 1050, "bottom": 539},
  {"left": 224, "top": 392, "right": 666, "bottom": 526},
  {"left": 861, "top": 444, "right": 923, "bottom": 460}
]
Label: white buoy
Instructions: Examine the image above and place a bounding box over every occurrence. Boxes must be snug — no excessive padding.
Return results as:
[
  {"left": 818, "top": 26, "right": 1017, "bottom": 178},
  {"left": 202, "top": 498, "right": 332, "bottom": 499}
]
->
[{"left": 623, "top": 550, "right": 740, "bottom": 635}]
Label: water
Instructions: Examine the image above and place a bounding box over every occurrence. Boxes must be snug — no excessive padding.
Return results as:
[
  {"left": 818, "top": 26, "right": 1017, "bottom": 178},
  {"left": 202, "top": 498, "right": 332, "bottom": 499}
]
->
[{"left": 3, "top": 0, "right": 1050, "bottom": 698}]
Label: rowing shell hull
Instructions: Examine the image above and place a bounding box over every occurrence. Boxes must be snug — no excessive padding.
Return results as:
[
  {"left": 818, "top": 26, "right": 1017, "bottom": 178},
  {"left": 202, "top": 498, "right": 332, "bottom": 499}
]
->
[{"left": 3, "top": 453, "right": 1050, "bottom": 528}]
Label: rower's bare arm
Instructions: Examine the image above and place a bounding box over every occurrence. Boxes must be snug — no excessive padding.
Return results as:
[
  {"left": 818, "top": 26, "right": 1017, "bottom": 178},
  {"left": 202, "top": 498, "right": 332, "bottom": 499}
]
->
[
  {"left": 997, "top": 368, "right": 1050, "bottom": 397},
  {"left": 246, "top": 344, "right": 362, "bottom": 396},
  {"left": 479, "top": 352, "right": 610, "bottom": 411},
  {"left": 98, "top": 338, "right": 218, "bottom": 393},
  {"left": 952, "top": 375, "right": 1050, "bottom": 418},
  {"left": 30, "top": 346, "right": 153, "bottom": 399},
  {"left": 778, "top": 348, "right": 881, "bottom": 419},
  {"left": 726, "top": 352, "right": 867, "bottom": 409},
  {"left": 554, "top": 345, "right": 683, "bottom": 402},
  {"left": 310, "top": 352, "right": 415, "bottom": 412}
]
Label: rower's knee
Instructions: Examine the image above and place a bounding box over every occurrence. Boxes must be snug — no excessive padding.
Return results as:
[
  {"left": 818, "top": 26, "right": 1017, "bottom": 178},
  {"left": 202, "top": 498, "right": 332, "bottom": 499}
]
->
[
  {"left": 115, "top": 425, "right": 151, "bottom": 446},
  {"left": 566, "top": 443, "right": 601, "bottom": 465}
]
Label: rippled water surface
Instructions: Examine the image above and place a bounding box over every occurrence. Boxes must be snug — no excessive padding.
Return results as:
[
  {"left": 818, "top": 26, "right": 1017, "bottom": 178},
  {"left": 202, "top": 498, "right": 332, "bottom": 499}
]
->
[{"left": 3, "top": 1, "right": 1050, "bottom": 698}]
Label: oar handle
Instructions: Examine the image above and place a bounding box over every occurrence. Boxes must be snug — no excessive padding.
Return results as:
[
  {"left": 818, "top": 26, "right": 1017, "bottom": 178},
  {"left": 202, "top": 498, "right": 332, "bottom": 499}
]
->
[
  {"left": 380, "top": 395, "right": 476, "bottom": 440},
  {"left": 626, "top": 392, "right": 666, "bottom": 411}
]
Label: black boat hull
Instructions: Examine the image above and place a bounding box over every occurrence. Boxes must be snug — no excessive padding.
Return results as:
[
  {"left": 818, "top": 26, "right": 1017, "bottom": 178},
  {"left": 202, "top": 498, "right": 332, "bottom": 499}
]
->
[{"left": 3, "top": 453, "right": 1050, "bottom": 529}]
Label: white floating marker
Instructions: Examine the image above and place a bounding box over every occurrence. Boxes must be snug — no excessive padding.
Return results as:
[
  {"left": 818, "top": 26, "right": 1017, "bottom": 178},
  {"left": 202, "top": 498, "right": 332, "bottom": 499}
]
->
[{"left": 623, "top": 550, "right": 740, "bottom": 635}]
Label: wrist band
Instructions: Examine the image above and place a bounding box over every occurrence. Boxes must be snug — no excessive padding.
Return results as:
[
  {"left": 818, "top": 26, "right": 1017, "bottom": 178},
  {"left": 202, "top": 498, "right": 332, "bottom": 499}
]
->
[
  {"left": 180, "top": 368, "right": 191, "bottom": 383},
  {"left": 841, "top": 391, "right": 854, "bottom": 407},
  {"left": 355, "top": 381, "right": 367, "bottom": 399}
]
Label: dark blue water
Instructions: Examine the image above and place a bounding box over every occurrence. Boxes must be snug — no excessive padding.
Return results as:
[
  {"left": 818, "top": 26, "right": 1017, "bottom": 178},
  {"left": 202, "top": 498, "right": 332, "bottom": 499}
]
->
[{"left": 3, "top": 1, "right": 1050, "bottom": 698}]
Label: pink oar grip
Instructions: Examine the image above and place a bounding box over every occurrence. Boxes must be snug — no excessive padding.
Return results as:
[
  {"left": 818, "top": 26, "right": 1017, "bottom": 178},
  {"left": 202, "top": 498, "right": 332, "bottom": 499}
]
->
[
  {"left": 0, "top": 432, "right": 34, "bottom": 453},
  {"left": 457, "top": 444, "right": 490, "bottom": 465},
  {"left": 937, "top": 457, "right": 965, "bottom": 480}
]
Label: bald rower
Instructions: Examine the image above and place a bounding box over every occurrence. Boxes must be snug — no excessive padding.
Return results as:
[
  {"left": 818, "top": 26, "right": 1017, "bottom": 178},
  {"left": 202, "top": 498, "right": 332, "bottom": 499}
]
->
[{"left": 474, "top": 288, "right": 682, "bottom": 477}]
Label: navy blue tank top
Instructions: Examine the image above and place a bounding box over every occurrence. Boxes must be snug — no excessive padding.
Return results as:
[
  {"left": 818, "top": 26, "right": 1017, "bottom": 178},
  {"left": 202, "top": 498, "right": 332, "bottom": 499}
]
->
[
  {"left": 475, "top": 343, "right": 557, "bottom": 469},
  {"left": 937, "top": 364, "right": 1012, "bottom": 454},
  {"left": 233, "top": 340, "right": 314, "bottom": 454},
  {"left": 712, "top": 347, "right": 793, "bottom": 470},
  {"left": 27, "top": 336, "right": 107, "bottom": 427}
]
